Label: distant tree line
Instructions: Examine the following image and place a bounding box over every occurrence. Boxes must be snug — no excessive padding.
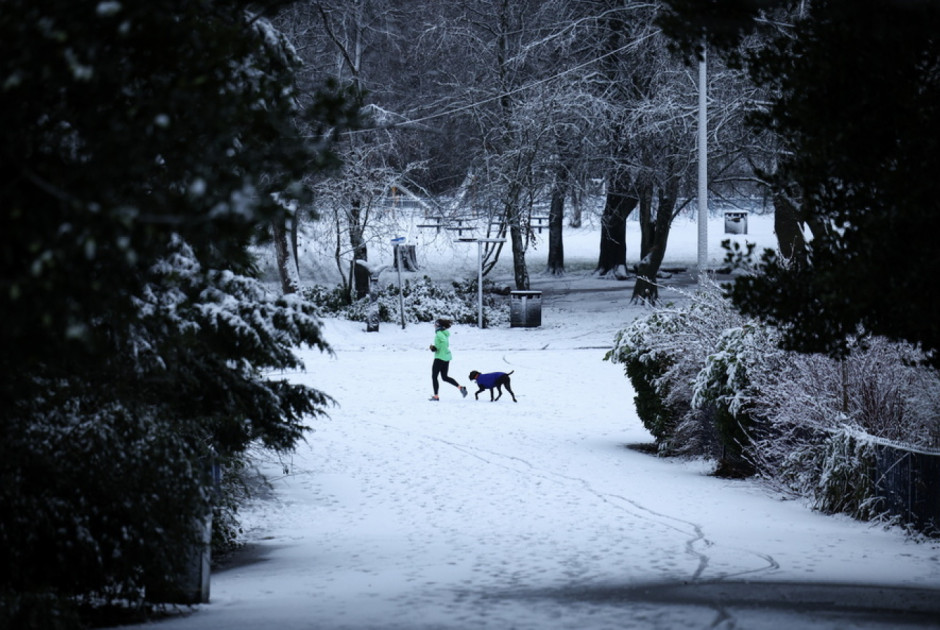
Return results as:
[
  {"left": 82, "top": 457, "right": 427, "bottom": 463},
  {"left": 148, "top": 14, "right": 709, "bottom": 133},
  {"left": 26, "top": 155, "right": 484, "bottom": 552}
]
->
[
  {"left": 271, "top": 0, "right": 762, "bottom": 302},
  {"left": 279, "top": 0, "right": 940, "bottom": 373}
]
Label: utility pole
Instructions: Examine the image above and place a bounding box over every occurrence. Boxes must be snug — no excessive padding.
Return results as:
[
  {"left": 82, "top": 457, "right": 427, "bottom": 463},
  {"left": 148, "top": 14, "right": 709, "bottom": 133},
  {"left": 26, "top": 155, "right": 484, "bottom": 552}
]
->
[{"left": 697, "top": 44, "right": 708, "bottom": 279}]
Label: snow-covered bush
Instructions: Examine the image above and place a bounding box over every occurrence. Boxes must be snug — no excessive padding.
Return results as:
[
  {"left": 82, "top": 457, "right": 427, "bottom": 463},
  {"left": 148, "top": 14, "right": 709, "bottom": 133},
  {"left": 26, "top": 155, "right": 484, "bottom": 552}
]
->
[
  {"left": 740, "top": 336, "right": 940, "bottom": 512},
  {"left": 813, "top": 430, "right": 879, "bottom": 519},
  {"left": 689, "top": 321, "right": 893, "bottom": 500},
  {"left": 607, "top": 308, "right": 690, "bottom": 448},
  {"left": 608, "top": 279, "right": 746, "bottom": 458},
  {"left": 691, "top": 321, "right": 787, "bottom": 475},
  {"left": 2, "top": 402, "right": 208, "bottom": 621},
  {"left": 2, "top": 235, "right": 336, "bottom": 620},
  {"left": 304, "top": 276, "right": 510, "bottom": 327},
  {"left": 761, "top": 338, "right": 940, "bottom": 448},
  {"left": 610, "top": 278, "right": 940, "bottom": 522},
  {"left": 839, "top": 338, "right": 940, "bottom": 448}
]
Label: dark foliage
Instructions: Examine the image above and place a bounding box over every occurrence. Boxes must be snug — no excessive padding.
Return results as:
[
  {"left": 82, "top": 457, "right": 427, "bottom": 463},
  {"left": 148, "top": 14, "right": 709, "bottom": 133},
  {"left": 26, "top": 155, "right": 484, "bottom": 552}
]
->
[
  {"left": 710, "top": 405, "right": 756, "bottom": 478},
  {"left": 658, "top": 0, "right": 788, "bottom": 59},
  {"left": 662, "top": 0, "right": 940, "bottom": 368},
  {"left": 623, "top": 355, "right": 676, "bottom": 445},
  {"left": 0, "top": 0, "right": 355, "bottom": 624}
]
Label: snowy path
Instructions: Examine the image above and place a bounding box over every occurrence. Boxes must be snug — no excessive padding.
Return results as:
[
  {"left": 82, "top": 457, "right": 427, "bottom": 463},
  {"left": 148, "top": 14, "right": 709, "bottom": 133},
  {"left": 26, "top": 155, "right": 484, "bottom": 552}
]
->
[{"left": 127, "top": 298, "right": 940, "bottom": 629}]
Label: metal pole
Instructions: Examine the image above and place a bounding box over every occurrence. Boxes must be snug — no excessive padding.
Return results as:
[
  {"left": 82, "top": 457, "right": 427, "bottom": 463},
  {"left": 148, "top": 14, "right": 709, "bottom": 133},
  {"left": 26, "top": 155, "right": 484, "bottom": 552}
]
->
[
  {"left": 697, "top": 45, "right": 708, "bottom": 279},
  {"left": 396, "top": 244, "right": 405, "bottom": 329},
  {"left": 477, "top": 240, "right": 484, "bottom": 328},
  {"left": 455, "top": 238, "right": 502, "bottom": 329}
]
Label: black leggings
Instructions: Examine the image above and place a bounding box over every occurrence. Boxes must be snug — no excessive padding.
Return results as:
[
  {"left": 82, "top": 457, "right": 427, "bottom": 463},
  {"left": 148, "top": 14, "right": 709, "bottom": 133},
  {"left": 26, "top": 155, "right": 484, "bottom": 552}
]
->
[{"left": 432, "top": 358, "right": 460, "bottom": 395}]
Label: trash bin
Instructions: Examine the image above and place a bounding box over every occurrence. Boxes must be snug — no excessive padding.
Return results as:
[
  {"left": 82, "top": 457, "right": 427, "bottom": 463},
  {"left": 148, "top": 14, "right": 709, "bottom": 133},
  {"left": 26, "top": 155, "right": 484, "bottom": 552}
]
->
[
  {"left": 145, "top": 460, "right": 218, "bottom": 605},
  {"left": 510, "top": 290, "right": 542, "bottom": 328},
  {"left": 724, "top": 211, "right": 748, "bottom": 235},
  {"left": 146, "top": 513, "right": 212, "bottom": 604}
]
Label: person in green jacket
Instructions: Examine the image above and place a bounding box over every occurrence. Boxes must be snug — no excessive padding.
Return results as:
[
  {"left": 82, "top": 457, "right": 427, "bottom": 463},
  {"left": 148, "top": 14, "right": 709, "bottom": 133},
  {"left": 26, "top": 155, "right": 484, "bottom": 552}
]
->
[{"left": 428, "top": 318, "right": 467, "bottom": 401}]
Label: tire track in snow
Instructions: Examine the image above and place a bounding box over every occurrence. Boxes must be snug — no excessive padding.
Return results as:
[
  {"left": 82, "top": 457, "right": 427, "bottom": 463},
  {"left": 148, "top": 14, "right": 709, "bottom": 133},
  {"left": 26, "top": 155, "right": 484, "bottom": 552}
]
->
[
  {"left": 409, "top": 430, "right": 780, "bottom": 585},
  {"left": 339, "top": 376, "right": 781, "bottom": 595}
]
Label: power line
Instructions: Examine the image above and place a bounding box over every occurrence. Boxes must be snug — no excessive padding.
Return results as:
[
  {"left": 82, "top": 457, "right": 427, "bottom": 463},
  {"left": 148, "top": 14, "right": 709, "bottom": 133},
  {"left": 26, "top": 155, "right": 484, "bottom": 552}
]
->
[{"left": 337, "top": 30, "right": 657, "bottom": 136}]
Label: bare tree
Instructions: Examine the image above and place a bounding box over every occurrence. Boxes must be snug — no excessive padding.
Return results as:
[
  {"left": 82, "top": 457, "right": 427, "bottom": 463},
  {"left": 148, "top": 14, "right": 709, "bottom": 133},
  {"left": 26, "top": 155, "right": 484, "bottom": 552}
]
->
[
  {"left": 276, "top": 0, "right": 432, "bottom": 299},
  {"left": 271, "top": 0, "right": 764, "bottom": 304},
  {"left": 585, "top": 1, "right": 758, "bottom": 303},
  {"left": 591, "top": 1, "right": 647, "bottom": 280},
  {"left": 461, "top": 0, "right": 558, "bottom": 289},
  {"left": 414, "top": 0, "right": 606, "bottom": 288}
]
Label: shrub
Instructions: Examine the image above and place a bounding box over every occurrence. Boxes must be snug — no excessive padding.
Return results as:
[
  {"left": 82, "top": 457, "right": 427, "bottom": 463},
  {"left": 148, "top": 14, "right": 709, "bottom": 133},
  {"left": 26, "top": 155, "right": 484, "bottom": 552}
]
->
[
  {"left": 609, "top": 278, "right": 940, "bottom": 529},
  {"left": 623, "top": 353, "right": 675, "bottom": 444},
  {"left": 608, "top": 279, "right": 747, "bottom": 457},
  {"left": 1, "top": 403, "right": 209, "bottom": 616},
  {"left": 0, "top": 592, "right": 83, "bottom": 630},
  {"left": 608, "top": 311, "right": 682, "bottom": 448},
  {"left": 742, "top": 339, "right": 940, "bottom": 524},
  {"left": 814, "top": 430, "right": 879, "bottom": 520},
  {"left": 692, "top": 323, "right": 786, "bottom": 476},
  {"left": 301, "top": 283, "right": 352, "bottom": 314},
  {"left": 303, "top": 276, "right": 509, "bottom": 327}
]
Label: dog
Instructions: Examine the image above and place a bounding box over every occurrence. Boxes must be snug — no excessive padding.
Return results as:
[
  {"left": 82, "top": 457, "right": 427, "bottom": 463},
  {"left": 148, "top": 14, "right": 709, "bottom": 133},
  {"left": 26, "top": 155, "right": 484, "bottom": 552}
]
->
[{"left": 468, "top": 370, "right": 517, "bottom": 402}]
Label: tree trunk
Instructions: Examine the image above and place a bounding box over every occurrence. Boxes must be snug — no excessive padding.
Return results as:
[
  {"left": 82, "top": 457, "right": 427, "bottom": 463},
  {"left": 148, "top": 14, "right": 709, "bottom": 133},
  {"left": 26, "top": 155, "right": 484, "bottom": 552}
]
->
[
  {"left": 272, "top": 219, "right": 298, "bottom": 295},
  {"left": 501, "top": 177, "right": 530, "bottom": 290},
  {"left": 510, "top": 221, "right": 529, "bottom": 290},
  {"left": 348, "top": 199, "right": 370, "bottom": 299},
  {"left": 547, "top": 172, "right": 566, "bottom": 275},
  {"left": 632, "top": 177, "right": 680, "bottom": 304},
  {"left": 289, "top": 211, "right": 301, "bottom": 278},
  {"left": 773, "top": 189, "right": 806, "bottom": 260},
  {"left": 569, "top": 181, "right": 582, "bottom": 228},
  {"left": 637, "top": 177, "right": 654, "bottom": 262},
  {"left": 481, "top": 239, "right": 505, "bottom": 277},
  {"left": 595, "top": 171, "right": 637, "bottom": 278}
]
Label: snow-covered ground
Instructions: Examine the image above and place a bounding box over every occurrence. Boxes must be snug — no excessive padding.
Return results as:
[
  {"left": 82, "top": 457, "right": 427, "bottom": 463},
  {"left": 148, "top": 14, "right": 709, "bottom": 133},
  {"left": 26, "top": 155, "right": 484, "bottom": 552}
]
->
[{"left": 123, "top": 214, "right": 940, "bottom": 629}]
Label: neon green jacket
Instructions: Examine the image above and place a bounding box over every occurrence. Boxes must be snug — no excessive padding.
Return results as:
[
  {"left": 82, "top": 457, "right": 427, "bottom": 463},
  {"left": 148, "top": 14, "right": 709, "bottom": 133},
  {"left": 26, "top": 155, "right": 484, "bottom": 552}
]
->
[{"left": 433, "top": 329, "right": 452, "bottom": 361}]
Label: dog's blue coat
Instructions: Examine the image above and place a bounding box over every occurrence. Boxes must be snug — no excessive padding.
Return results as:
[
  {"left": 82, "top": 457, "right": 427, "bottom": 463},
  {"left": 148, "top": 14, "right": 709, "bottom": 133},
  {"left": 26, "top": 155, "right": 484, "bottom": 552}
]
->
[{"left": 474, "top": 372, "right": 507, "bottom": 389}]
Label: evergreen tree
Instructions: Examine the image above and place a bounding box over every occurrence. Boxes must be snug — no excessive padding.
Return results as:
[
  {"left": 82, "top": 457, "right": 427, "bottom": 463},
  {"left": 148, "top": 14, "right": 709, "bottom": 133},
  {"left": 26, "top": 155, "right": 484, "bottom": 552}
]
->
[
  {"left": 660, "top": 0, "right": 940, "bottom": 367},
  {"left": 0, "top": 0, "right": 356, "bottom": 622}
]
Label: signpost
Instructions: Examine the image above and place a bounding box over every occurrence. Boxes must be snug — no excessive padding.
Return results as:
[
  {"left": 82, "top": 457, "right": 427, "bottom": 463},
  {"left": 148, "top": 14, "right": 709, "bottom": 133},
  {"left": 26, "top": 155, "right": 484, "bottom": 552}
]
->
[
  {"left": 391, "top": 237, "right": 406, "bottom": 329},
  {"left": 455, "top": 237, "right": 505, "bottom": 328}
]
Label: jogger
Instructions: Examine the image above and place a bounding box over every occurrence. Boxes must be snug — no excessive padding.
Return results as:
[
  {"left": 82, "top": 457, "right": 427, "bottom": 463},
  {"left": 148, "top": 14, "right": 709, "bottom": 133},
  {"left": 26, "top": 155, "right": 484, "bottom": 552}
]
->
[{"left": 428, "top": 318, "right": 467, "bottom": 401}]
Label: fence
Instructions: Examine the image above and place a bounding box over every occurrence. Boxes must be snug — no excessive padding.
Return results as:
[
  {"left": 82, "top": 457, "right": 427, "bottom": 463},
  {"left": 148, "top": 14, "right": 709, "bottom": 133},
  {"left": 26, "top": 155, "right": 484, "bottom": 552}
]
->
[{"left": 873, "top": 442, "right": 940, "bottom": 535}]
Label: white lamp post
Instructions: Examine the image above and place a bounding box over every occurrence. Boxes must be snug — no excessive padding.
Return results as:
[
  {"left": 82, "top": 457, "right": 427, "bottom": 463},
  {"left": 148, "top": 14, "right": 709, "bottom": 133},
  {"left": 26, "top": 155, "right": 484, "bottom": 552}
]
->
[{"left": 697, "top": 44, "right": 709, "bottom": 279}]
